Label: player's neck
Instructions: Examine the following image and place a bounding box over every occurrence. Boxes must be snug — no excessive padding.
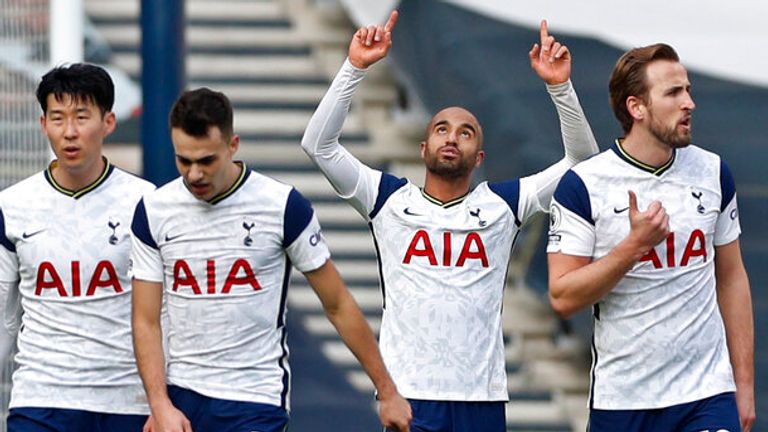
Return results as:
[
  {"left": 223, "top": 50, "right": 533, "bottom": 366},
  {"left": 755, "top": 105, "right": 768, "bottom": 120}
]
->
[
  {"left": 621, "top": 129, "right": 674, "bottom": 168},
  {"left": 221, "top": 161, "right": 244, "bottom": 192},
  {"left": 50, "top": 156, "right": 106, "bottom": 191},
  {"left": 423, "top": 174, "right": 471, "bottom": 203}
]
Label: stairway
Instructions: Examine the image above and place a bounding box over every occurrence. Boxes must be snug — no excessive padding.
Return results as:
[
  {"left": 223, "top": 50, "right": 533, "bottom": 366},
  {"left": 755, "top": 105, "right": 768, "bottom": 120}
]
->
[{"left": 88, "top": 1, "right": 588, "bottom": 430}]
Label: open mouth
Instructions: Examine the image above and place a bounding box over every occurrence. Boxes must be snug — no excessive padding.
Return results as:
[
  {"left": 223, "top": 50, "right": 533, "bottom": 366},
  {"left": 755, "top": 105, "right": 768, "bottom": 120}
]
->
[
  {"left": 189, "top": 183, "right": 210, "bottom": 196},
  {"left": 440, "top": 147, "right": 459, "bottom": 158},
  {"left": 62, "top": 146, "right": 80, "bottom": 158}
]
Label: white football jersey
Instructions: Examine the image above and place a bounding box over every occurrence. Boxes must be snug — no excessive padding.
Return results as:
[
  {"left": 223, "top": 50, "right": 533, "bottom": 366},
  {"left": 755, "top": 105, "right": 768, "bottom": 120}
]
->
[
  {"left": 547, "top": 141, "right": 739, "bottom": 410},
  {"left": 0, "top": 161, "right": 154, "bottom": 414},
  {"left": 347, "top": 170, "right": 542, "bottom": 401},
  {"left": 300, "top": 58, "right": 598, "bottom": 401},
  {"left": 130, "top": 166, "right": 330, "bottom": 409}
]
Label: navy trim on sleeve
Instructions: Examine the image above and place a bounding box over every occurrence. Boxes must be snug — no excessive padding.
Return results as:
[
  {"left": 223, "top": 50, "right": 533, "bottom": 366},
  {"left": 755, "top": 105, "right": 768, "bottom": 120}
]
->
[
  {"left": 719, "top": 159, "right": 736, "bottom": 212},
  {"left": 369, "top": 172, "right": 408, "bottom": 220},
  {"left": 131, "top": 199, "right": 158, "bottom": 249},
  {"left": 553, "top": 170, "right": 594, "bottom": 225},
  {"left": 0, "top": 209, "right": 15, "bottom": 253},
  {"left": 283, "top": 188, "right": 314, "bottom": 248},
  {"left": 488, "top": 179, "right": 522, "bottom": 227}
]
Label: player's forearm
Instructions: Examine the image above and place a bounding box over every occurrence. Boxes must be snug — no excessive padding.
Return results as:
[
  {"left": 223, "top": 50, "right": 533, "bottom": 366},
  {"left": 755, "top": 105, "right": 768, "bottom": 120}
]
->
[
  {"left": 717, "top": 269, "right": 754, "bottom": 389},
  {"left": 714, "top": 242, "right": 755, "bottom": 390},
  {"left": 133, "top": 316, "right": 172, "bottom": 412},
  {"left": 547, "top": 80, "right": 599, "bottom": 164},
  {"left": 300, "top": 58, "right": 368, "bottom": 197},
  {"left": 549, "top": 238, "right": 645, "bottom": 317},
  {"left": 0, "top": 280, "right": 20, "bottom": 362},
  {"left": 300, "top": 58, "right": 365, "bottom": 156},
  {"left": 131, "top": 280, "right": 172, "bottom": 412},
  {"left": 325, "top": 294, "right": 399, "bottom": 398}
]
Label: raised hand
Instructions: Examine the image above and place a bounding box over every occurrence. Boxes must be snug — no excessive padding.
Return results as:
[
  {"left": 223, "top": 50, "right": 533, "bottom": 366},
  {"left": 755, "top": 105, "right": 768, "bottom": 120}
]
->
[
  {"left": 626, "top": 190, "right": 670, "bottom": 254},
  {"left": 529, "top": 20, "right": 571, "bottom": 85},
  {"left": 348, "top": 10, "right": 399, "bottom": 69}
]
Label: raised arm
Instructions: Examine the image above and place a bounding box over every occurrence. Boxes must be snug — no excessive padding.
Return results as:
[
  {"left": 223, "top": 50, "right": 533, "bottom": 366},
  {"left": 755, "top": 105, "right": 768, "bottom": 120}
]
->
[
  {"left": 300, "top": 11, "right": 399, "bottom": 216},
  {"left": 519, "top": 20, "right": 599, "bottom": 219},
  {"left": 303, "top": 260, "right": 412, "bottom": 432}
]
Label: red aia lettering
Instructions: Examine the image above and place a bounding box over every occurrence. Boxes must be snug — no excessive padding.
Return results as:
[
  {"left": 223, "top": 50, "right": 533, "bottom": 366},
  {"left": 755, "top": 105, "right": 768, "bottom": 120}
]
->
[
  {"left": 403, "top": 230, "right": 489, "bottom": 267},
  {"left": 402, "top": 230, "right": 437, "bottom": 265},
  {"left": 639, "top": 230, "right": 707, "bottom": 269},
  {"left": 455, "top": 232, "right": 488, "bottom": 267},
  {"left": 172, "top": 259, "right": 262, "bottom": 294},
  {"left": 35, "top": 261, "right": 122, "bottom": 296}
]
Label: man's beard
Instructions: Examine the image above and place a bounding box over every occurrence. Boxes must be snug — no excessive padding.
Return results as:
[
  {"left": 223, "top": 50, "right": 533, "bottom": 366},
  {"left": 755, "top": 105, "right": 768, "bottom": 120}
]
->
[
  {"left": 648, "top": 114, "right": 692, "bottom": 149},
  {"left": 425, "top": 152, "right": 474, "bottom": 179}
]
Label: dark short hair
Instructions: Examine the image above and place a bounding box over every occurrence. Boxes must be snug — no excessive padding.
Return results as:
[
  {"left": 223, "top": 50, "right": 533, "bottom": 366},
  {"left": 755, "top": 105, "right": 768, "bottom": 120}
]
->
[
  {"left": 608, "top": 43, "right": 680, "bottom": 133},
  {"left": 36, "top": 63, "right": 115, "bottom": 115},
  {"left": 169, "top": 88, "right": 233, "bottom": 139}
]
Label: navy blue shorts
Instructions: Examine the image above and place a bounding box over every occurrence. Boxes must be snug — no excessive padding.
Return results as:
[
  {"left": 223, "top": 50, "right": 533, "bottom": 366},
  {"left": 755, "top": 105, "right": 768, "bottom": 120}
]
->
[
  {"left": 7, "top": 407, "right": 147, "bottom": 432},
  {"left": 395, "top": 399, "right": 505, "bottom": 432},
  {"left": 589, "top": 392, "right": 740, "bottom": 432},
  {"left": 168, "top": 384, "right": 289, "bottom": 432}
]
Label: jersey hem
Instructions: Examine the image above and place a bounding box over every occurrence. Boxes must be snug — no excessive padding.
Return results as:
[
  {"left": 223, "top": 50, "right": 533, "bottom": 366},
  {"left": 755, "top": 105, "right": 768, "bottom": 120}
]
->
[
  {"left": 168, "top": 378, "right": 282, "bottom": 408},
  {"left": 592, "top": 384, "right": 737, "bottom": 410},
  {"left": 399, "top": 390, "right": 509, "bottom": 402},
  {"left": 9, "top": 398, "right": 149, "bottom": 415}
]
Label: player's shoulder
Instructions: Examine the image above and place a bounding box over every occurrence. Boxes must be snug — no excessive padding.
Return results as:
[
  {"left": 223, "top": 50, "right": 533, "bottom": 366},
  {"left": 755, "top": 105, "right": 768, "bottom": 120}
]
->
[
  {"left": 245, "top": 170, "right": 292, "bottom": 193},
  {"left": 571, "top": 148, "right": 616, "bottom": 175},
  {"left": 140, "top": 176, "right": 187, "bottom": 206},
  {"left": 0, "top": 171, "right": 48, "bottom": 207},
  {"left": 109, "top": 165, "right": 155, "bottom": 190},
  {"left": 107, "top": 166, "right": 156, "bottom": 199},
  {"left": 676, "top": 144, "right": 720, "bottom": 165}
]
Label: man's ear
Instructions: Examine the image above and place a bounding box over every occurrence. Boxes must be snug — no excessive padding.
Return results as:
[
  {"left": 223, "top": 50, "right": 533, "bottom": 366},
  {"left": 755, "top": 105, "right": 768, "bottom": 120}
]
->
[{"left": 626, "top": 96, "right": 645, "bottom": 122}]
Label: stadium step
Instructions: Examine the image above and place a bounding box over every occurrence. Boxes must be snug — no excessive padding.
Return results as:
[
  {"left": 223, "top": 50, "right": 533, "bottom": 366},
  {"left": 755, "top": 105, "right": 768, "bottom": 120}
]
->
[{"left": 88, "top": 0, "right": 589, "bottom": 430}]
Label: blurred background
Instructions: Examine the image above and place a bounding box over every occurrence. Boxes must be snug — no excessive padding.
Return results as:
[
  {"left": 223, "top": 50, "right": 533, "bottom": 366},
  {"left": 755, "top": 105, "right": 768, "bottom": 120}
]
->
[{"left": 1, "top": 0, "right": 765, "bottom": 430}]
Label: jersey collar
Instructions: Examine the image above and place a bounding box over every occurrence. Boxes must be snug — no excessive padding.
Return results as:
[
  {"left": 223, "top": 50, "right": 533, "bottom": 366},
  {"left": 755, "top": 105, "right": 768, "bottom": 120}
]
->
[
  {"left": 611, "top": 139, "right": 676, "bottom": 176},
  {"left": 44, "top": 156, "right": 114, "bottom": 199},
  {"left": 207, "top": 161, "right": 249, "bottom": 205},
  {"left": 420, "top": 188, "right": 469, "bottom": 208}
]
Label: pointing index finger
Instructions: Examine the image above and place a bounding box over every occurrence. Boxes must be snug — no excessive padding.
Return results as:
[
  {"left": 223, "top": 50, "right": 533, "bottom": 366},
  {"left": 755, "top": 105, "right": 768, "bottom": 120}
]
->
[
  {"left": 540, "top": 19, "right": 549, "bottom": 46},
  {"left": 385, "top": 10, "right": 399, "bottom": 32}
]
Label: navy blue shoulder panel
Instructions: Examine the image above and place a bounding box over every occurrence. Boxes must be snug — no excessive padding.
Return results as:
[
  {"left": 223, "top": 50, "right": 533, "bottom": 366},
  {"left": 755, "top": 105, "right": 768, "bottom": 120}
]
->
[
  {"left": 553, "top": 170, "right": 594, "bottom": 225},
  {"left": 719, "top": 159, "right": 736, "bottom": 212},
  {"left": 369, "top": 172, "right": 408, "bottom": 220},
  {"left": 283, "top": 188, "right": 315, "bottom": 248},
  {"left": 488, "top": 179, "right": 521, "bottom": 227},
  {"left": 0, "top": 208, "right": 15, "bottom": 253},
  {"left": 131, "top": 199, "right": 158, "bottom": 249}
]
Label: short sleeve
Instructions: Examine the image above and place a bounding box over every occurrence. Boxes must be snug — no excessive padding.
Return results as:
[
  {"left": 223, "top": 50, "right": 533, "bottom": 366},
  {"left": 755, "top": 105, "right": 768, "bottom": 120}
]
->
[
  {"left": 283, "top": 189, "right": 330, "bottom": 272},
  {"left": 130, "top": 199, "right": 164, "bottom": 282},
  {"left": 547, "top": 170, "right": 596, "bottom": 256},
  {"left": 714, "top": 160, "right": 740, "bottom": 245},
  {"left": 0, "top": 209, "right": 19, "bottom": 284}
]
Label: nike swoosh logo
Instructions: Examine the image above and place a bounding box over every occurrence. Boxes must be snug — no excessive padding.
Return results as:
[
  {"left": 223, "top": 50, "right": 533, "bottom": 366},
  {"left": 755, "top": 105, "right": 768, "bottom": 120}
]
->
[
  {"left": 165, "top": 233, "right": 184, "bottom": 242},
  {"left": 403, "top": 207, "right": 422, "bottom": 216},
  {"left": 613, "top": 207, "right": 629, "bottom": 214},
  {"left": 22, "top": 229, "right": 45, "bottom": 239}
]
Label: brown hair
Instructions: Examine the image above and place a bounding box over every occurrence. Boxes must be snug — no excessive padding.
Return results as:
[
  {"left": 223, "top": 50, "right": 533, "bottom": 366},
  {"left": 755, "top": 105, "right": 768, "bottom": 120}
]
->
[
  {"left": 609, "top": 43, "right": 679, "bottom": 133},
  {"left": 170, "top": 87, "right": 233, "bottom": 139}
]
